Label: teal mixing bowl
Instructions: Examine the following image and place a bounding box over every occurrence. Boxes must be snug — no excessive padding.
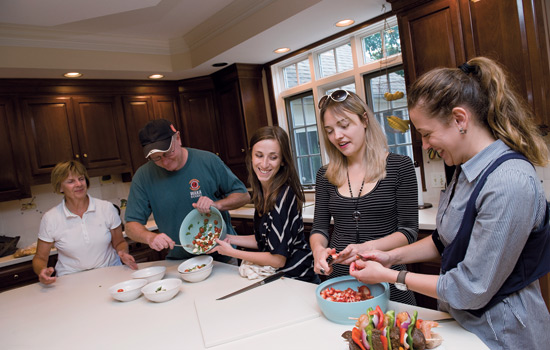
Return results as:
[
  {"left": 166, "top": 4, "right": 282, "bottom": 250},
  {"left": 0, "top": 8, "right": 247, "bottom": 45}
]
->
[
  {"left": 315, "top": 275, "right": 390, "bottom": 324},
  {"left": 179, "top": 207, "right": 226, "bottom": 254}
]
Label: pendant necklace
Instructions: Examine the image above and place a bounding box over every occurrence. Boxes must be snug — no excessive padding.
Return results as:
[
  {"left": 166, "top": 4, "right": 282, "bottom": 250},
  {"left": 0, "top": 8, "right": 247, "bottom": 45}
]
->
[{"left": 347, "top": 171, "right": 365, "bottom": 243}]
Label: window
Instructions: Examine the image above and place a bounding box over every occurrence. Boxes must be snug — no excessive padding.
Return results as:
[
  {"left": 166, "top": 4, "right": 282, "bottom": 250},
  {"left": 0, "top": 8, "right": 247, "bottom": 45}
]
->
[
  {"left": 282, "top": 58, "right": 311, "bottom": 89},
  {"left": 285, "top": 92, "right": 321, "bottom": 185},
  {"left": 364, "top": 66, "right": 413, "bottom": 159},
  {"left": 318, "top": 43, "right": 354, "bottom": 78},
  {"left": 362, "top": 24, "right": 401, "bottom": 63}
]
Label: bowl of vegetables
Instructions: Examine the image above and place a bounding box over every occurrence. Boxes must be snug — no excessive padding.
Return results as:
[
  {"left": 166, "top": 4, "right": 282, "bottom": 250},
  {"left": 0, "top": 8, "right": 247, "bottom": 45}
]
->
[
  {"left": 315, "top": 275, "right": 390, "bottom": 325},
  {"left": 141, "top": 278, "right": 182, "bottom": 302},
  {"left": 179, "top": 207, "right": 226, "bottom": 254},
  {"left": 108, "top": 279, "right": 148, "bottom": 302},
  {"left": 177, "top": 255, "right": 214, "bottom": 282},
  {"left": 131, "top": 265, "right": 166, "bottom": 283}
]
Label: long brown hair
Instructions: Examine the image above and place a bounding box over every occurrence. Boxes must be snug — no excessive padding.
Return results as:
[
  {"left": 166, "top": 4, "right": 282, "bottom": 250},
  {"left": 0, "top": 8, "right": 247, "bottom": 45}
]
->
[
  {"left": 319, "top": 91, "right": 388, "bottom": 186},
  {"left": 407, "top": 56, "right": 548, "bottom": 166},
  {"left": 246, "top": 126, "right": 305, "bottom": 215}
]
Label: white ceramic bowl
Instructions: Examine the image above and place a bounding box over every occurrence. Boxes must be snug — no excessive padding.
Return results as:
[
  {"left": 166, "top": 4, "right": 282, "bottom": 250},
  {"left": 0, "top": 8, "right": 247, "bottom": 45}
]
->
[
  {"left": 178, "top": 255, "right": 214, "bottom": 282},
  {"left": 108, "top": 279, "right": 148, "bottom": 302},
  {"left": 131, "top": 266, "right": 166, "bottom": 283},
  {"left": 141, "top": 278, "right": 182, "bottom": 302}
]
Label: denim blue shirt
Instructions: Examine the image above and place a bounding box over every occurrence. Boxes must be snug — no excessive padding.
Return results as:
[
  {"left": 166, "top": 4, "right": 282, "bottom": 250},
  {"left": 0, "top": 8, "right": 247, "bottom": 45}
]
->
[{"left": 435, "top": 139, "right": 550, "bottom": 349}]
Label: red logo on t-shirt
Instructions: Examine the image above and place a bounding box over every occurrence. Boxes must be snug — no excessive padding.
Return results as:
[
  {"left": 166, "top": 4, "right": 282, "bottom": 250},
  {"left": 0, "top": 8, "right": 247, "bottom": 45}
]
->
[{"left": 189, "top": 179, "right": 200, "bottom": 191}]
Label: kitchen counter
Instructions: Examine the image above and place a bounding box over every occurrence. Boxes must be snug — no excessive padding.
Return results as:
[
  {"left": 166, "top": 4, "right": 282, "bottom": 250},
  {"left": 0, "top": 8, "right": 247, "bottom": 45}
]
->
[
  {"left": 229, "top": 203, "right": 438, "bottom": 231},
  {"left": 0, "top": 259, "right": 488, "bottom": 349}
]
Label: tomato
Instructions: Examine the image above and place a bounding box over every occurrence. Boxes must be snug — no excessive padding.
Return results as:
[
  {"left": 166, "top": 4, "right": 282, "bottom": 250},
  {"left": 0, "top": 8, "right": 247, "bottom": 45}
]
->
[
  {"left": 214, "top": 220, "right": 218, "bottom": 225},
  {"left": 199, "top": 227, "right": 205, "bottom": 233},
  {"left": 117, "top": 289, "right": 124, "bottom": 293},
  {"left": 204, "top": 219, "right": 209, "bottom": 224}
]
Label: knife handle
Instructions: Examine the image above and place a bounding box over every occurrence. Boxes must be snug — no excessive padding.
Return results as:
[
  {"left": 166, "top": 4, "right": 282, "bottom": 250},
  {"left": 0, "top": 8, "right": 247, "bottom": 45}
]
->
[{"left": 263, "top": 271, "right": 285, "bottom": 284}]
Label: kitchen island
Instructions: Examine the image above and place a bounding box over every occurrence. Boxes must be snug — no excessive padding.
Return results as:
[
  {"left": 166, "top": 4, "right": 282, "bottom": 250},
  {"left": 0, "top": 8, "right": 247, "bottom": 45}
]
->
[{"left": 0, "top": 259, "right": 487, "bottom": 350}]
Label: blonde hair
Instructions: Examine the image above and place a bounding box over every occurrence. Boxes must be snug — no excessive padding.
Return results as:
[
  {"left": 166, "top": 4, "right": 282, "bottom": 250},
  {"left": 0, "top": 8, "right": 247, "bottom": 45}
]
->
[
  {"left": 51, "top": 160, "right": 90, "bottom": 194},
  {"left": 407, "top": 56, "right": 548, "bottom": 166},
  {"left": 319, "top": 91, "right": 388, "bottom": 186}
]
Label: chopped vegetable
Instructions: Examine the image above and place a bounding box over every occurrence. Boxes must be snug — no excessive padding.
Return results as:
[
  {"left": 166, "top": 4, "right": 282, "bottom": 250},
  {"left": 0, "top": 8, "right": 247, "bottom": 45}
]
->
[
  {"left": 352, "top": 327, "right": 367, "bottom": 350},
  {"left": 117, "top": 288, "right": 124, "bottom": 293},
  {"left": 155, "top": 286, "right": 166, "bottom": 293},
  {"left": 320, "top": 286, "right": 374, "bottom": 302},
  {"left": 184, "top": 263, "right": 206, "bottom": 272}
]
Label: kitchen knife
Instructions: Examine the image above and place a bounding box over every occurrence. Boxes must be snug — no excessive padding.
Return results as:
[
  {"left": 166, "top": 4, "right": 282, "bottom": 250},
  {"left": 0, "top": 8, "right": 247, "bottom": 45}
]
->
[{"left": 216, "top": 271, "right": 285, "bottom": 300}]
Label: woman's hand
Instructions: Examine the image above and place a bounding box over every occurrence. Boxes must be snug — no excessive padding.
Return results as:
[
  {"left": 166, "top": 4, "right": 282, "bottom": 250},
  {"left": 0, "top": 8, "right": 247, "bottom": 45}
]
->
[
  {"left": 349, "top": 259, "right": 391, "bottom": 285},
  {"left": 38, "top": 267, "right": 56, "bottom": 285},
  {"left": 312, "top": 247, "right": 336, "bottom": 275},
  {"left": 118, "top": 251, "right": 138, "bottom": 270},
  {"left": 208, "top": 238, "right": 235, "bottom": 256},
  {"left": 337, "top": 241, "right": 376, "bottom": 265}
]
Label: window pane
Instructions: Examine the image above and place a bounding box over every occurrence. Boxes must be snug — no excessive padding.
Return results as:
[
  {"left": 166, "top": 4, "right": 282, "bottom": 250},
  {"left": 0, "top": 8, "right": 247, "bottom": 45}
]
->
[
  {"left": 384, "top": 25, "right": 401, "bottom": 56},
  {"left": 294, "top": 128, "right": 308, "bottom": 156},
  {"left": 298, "top": 157, "right": 313, "bottom": 184},
  {"left": 319, "top": 50, "right": 336, "bottom": 77},
  {"left": 302, "top": 96, "right": 315, "bottom": 125},
  {"left": 341, "top": 83, "right": 356, "bottom": 93},
  {"left": 306, "top": 126, "right": 320, "bottom": 154},
  {"left": 289, "top": 99, "right": 305, "bottom": 127},
  {"left": 311, "top": 155, "right": 322, "bottom": 181},
  {"left": 335, "top": 43, "right": 353, "bottom": 72},
  {"left": 297, "top": 59, "right": 311, "bottom": 84},
  {"left": 388, "top": 70, "right": 407, "bottom": 108},
  {"left": 369, "top": 75, "right": 390, "bottom": 112},
  {"left": 283, "top": 65, "right": 297, "bottom": 88},
  {"left": 362, "top": 32, "right": 382, "bottom": 63}
]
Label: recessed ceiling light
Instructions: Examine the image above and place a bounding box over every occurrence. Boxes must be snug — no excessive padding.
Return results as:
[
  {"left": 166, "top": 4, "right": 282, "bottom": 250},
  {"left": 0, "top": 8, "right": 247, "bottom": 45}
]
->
[
  {"left": 63, "top": 72, "right": 82, "bottom": 78},
  {"left": 212, "top": 62, "right": 228, "bottom": 67},
  {"left": 274, "top": 47, "right": 290, "bottom": 54},
  {"left": 148, "top": 74, "right": 164, "bottom": 79},
  {"left": 335, "top": 19, "right": 355, "bottom": 27}
]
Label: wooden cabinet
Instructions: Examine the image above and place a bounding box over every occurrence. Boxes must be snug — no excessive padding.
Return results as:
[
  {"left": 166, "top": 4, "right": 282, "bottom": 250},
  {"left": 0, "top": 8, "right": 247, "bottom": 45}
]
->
[
  {"left": 0, "top": 97, "right": 31, "bottom": 201},
  {"left": 0, "top": 255, "right": 57, "bottom": 293},
  {"left": 21, "top": 95, "right": 132, "bottom": 182},
  {"left": 122, "top": 95, "right": 180, "bottom": 172},
  {"left": 178, "top": 77, "right": 221, "bottom": 156},
  {"left": 390, "top": 0, "right": 550, "bottom": 128},
  {"left": 212, "top": 64, "right": 269, "bottom": 184}
]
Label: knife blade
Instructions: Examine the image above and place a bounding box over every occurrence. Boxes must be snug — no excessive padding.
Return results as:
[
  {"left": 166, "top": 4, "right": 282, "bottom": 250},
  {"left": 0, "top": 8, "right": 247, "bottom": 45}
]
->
[{"left": 216, "top": 271, "right": 285, "bottom": 300}]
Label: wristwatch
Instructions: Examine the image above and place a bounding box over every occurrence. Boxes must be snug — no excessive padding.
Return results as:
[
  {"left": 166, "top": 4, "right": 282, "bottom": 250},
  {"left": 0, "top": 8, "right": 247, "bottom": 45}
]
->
[{"left": 395, "top": 270, "right": 409, "bottom": 291}]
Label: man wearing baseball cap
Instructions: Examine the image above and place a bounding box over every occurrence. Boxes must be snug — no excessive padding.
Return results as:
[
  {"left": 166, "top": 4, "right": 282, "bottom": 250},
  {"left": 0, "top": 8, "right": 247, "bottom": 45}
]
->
[{"left": 124, "top": 119, "right": 250, "bottom": 260}]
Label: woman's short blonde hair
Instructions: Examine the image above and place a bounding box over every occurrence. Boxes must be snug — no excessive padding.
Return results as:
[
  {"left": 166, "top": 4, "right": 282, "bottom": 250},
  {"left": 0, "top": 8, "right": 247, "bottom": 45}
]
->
[{"left": 51, "top": 160, "right": 90, "bottom": 194}]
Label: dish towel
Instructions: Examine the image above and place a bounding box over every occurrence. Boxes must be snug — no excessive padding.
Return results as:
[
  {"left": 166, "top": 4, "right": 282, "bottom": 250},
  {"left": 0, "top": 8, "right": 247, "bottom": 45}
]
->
[{"left": 238, "top": 260, "right": 277, "bottom": 280}]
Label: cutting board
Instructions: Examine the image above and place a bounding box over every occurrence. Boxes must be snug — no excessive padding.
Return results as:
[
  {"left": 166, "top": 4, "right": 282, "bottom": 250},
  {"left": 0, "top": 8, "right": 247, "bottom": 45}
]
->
[{"left": 194, "top": 278, "right": 320, "bottom": 348}]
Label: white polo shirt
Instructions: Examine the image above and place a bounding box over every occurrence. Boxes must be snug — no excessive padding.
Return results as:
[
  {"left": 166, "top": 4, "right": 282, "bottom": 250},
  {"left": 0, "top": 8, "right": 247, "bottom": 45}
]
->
[{"left": 38, "top": 195, "right": 122, "bottom": 277}]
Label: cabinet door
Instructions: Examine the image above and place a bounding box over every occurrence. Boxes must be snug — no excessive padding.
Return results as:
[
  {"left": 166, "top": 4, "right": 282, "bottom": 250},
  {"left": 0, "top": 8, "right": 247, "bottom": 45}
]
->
[
  {"left": 123, "top": 96, "right": 179, "bottom": 172},
  {"left": 0, "top": 97, "right": 31, "bottom": 200},
  {"left": 72, "top": 96, "right": 131, "bottom": 174},
  {"left": 21, "top": 97, "right": 79, "bottom": 176},
  {"left": 179, "top": 90, "right": 220, "bottom": 155}
]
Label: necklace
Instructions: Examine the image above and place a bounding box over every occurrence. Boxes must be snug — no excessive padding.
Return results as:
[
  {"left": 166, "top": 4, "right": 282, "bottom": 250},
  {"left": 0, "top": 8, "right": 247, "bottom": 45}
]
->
[{"left": 347, "top": 171, "right": 365, "bottom": 243}]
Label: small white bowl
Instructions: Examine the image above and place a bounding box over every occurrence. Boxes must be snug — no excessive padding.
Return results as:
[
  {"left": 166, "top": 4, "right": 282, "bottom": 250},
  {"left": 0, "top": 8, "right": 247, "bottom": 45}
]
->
[
  {"left": 131, "top": 266, "right": 166, "bottom": 283},
  {"left": 178, "top": 256, "right": 214, "bottom": 283},
  {"left": 141, "top": 278, "right": 182, "bottom": 302},
  {"left": 109, "top": 279, "right": 148, "bottom": 302}
]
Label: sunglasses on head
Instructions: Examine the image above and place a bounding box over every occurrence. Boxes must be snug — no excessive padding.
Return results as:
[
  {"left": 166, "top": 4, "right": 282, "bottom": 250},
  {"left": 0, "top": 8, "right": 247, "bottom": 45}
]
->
[{"left": 318, "top": 89, "right": 352, "bottom": 109}]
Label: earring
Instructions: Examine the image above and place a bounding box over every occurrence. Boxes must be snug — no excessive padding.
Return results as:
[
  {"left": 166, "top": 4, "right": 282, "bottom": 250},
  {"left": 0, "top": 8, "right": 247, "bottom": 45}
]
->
[{"left": 459, "top": 128, "right": 467, "bottom": 134}]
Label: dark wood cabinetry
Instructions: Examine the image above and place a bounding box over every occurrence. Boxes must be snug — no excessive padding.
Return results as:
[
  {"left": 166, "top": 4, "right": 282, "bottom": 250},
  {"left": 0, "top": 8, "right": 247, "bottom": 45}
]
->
[
  {"left": 0, "top": 97, "right": 31, "bottom": 201},
  {"left": 20, "top": 95, "right": 132, "bottom": 182},
  {"left": 212, "top": 64, "right": 270, "bottom": 184},
  {"left": 122, "top": 95, "right": 179, "bottom": 171},
  {"left": 390, "top": 0, "right": 550, "bottom": 128},
  {"left": 0, "top": 254, "right": 57, "bottom": 293}
]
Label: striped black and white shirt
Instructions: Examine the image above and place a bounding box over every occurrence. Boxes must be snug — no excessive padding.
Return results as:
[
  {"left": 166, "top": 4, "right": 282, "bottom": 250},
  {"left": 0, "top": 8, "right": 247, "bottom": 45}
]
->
[
  {"left": 254, "top": 185, "right": 317, "bottom": 283},
  {"left": 311, "top": 153, "right": 418, "bottom": 304}
]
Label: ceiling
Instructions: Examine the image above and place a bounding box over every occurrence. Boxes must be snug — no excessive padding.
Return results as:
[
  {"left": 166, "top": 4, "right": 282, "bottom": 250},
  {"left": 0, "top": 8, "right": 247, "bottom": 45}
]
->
[{"left": 0, "top": 0, "right": 390, "bottom": 81}]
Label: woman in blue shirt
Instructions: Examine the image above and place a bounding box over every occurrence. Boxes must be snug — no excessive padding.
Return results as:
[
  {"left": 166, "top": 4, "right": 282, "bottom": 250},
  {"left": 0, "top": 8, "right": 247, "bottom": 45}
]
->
[{"left": 350, "top": 57, "right": 550, "bottom": 349}]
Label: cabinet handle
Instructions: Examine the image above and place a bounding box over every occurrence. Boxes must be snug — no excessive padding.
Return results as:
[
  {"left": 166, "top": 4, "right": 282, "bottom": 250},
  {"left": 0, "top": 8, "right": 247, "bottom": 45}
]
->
[
  {"left": 83, "top": 153, "right": 88, "bottom": 158},
  {"left": 13, "top": 274, "right": 19, "bottom": 280},
  {"left": 241, "top": 148, "right": 245, "bottom": 153},
  {"left": 216, "top": 153, "right": 220, "bottom": 156},
  {"left": 75, "top": 154, "right": 80, "bottom": 159}
]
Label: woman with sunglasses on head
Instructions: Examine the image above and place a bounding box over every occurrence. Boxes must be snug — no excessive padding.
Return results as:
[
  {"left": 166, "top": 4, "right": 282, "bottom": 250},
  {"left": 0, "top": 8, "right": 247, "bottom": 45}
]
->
[
  {"left": 210, "top": 126, "right": 318, "bottom": 282},
  {"left": 311, "top": 89, "right": 419, "bottom": 304},
  {"left": 32, "top": 161, "right": 137, "bottom": 285},
  {"left": 350, "top": 57, "right": 550, "bottom": 349}
]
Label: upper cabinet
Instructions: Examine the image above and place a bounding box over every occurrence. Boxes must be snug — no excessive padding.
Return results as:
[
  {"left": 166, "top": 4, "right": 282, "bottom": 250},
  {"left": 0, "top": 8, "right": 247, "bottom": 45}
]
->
[
  {"left": 212, "top": 64, "right": 270, "bottom": 184},
  {"left": 123, "top": 95, "right": 179, "bottom": 172},
  {"left": 21, "top": 95, "right": 132, "bottom": 182},
  {"left": 389, "top": 0, "right": 550, "bottom": 128},
  {"left": 0, "top": 97, "right": 30, "bottom": 201}
]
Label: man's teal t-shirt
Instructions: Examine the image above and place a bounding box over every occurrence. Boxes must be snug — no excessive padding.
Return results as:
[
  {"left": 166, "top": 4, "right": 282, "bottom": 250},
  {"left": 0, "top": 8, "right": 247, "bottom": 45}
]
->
[{"left": 125, "top": 148, "right": 248, "bottom": 259}]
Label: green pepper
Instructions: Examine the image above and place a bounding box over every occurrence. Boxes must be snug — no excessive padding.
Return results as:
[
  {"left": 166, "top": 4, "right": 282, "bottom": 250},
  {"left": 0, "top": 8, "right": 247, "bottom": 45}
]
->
[
  {"left": 365, "top": 307, "right": 374, "bottom": 349},
  {"left": 385, "top": 310, "right": 395, "bottom": 350},
  {"left": 407, "top": 310, "right": 418, "bottom": 350}
]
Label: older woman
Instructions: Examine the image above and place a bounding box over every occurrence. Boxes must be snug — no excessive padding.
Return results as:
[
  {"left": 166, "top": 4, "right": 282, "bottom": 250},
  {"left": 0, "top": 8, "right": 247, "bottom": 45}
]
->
[{"left": 32, "top": 161, "right": 137, "bottom": 285}]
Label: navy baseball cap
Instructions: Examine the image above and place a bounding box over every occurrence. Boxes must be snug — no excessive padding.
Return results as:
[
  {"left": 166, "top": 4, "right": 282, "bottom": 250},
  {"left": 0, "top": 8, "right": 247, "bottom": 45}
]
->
[{"left": 138, "top": 119, "right": 177, "bottom": 158}]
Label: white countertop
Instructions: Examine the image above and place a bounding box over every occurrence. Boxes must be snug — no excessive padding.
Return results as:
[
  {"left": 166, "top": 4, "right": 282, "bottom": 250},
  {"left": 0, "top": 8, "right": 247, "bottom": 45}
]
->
[{"left": 0, "top": 259, "right": 488, "bottom": 350}]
